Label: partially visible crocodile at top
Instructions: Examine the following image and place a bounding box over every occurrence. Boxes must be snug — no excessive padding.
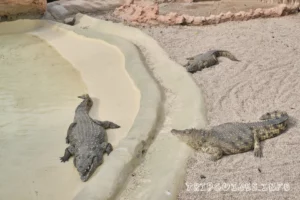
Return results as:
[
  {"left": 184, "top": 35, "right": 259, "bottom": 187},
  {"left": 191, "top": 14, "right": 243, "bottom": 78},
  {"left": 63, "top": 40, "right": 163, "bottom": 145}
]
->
[
  {"left": 183, "top": 50, "right": 240, "bottom": 73},
  {"left": 60, "top": 94, "right": 120, "bottom": 182},
  {"left": 171, "top": 111, "right": 289, "bottom": 161}
]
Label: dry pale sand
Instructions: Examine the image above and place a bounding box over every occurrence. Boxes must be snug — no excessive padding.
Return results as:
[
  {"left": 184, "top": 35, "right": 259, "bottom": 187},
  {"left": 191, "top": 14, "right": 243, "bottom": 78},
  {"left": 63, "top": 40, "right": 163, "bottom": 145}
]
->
[{"left": 143, "top": 14, "right": 300, "bottom": 199}]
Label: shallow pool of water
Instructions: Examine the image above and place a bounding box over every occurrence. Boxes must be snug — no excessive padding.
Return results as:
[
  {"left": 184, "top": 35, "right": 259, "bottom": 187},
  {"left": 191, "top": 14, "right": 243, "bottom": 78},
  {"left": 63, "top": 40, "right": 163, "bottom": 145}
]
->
[{"left": 0, "top": 33, "right": 87, "bottom": 200}]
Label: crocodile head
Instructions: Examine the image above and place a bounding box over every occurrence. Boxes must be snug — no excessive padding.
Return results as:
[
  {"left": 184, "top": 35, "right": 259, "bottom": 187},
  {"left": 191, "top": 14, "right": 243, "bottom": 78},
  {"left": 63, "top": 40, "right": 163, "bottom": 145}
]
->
[
  {"left": 76, "top": 94, "right": 93, "bottom": 113},
  {"left": 171, "top": 128, "right": 197, "bottom": 143},
  {"left": 74, "top": 146, "right": 104, "bottom": 182},
  {"left": 185, "top": 60, "right": 205, "bottom": 74},
  {"left": 171, "top": 128, "right": 207, "bottom": 150}
]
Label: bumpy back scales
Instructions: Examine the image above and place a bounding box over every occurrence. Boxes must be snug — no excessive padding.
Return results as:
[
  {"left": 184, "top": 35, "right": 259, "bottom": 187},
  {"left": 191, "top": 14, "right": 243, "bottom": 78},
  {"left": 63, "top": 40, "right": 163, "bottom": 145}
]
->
[
  {"left": 214, "top": 50, "right": 239, "bottom": 61},
  {"left": 250, "top": 110, "right": 289, "bottom": 141}
]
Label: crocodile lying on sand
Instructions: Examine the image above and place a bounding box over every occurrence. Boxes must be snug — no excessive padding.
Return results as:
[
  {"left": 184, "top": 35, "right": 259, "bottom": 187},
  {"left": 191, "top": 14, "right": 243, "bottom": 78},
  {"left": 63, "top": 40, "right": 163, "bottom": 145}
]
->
[
  {"left": 171, "top": 111, "right": 289, "bottom": 161},
  {"left": 60, "top": 94, "right": 120, "bottom": 182},
  {"left": 183, "top": 50, "right": 240, "bottom": 73}
]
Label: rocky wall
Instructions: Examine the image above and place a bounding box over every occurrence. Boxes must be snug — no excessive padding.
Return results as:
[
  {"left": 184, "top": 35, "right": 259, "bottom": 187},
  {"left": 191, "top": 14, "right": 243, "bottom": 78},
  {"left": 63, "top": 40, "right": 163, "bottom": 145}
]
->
[
  {"left": 0, "top": 0, "right": 47, "bottom": 21},
  {"left": 113, "top": 1, "right": 299, "bottom": 26},
  {"left": 261, "top": 0, "right": 300, "bottom": 4}
]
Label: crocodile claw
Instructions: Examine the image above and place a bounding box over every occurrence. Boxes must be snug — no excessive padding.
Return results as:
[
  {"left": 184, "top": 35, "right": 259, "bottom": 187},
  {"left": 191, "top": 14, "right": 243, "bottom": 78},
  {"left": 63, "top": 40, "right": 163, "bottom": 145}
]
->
[
  {"left": 78, "top": 94, "right": 89, "bottom": 99},
  {"left": 60, "top": 157, "right": 68, "bottom": 162},
  {"left": 254, "top": 149, "right": 262, "bottom": 158},
  {"left": 110, "top": 123, "right": 120, "bottom": 129}
]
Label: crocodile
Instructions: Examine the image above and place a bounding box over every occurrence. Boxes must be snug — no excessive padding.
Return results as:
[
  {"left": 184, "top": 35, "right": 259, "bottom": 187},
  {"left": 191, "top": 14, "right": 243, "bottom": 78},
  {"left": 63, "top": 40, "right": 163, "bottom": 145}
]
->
[
  {"left": 171, "top": 111, "right": 289, "bottom": 161},
  {"left": 183, "top": 50, "right": 240, "bottom": 73},
  {"left": 60, "top": 94, "right": 120, "bottom": 182}
]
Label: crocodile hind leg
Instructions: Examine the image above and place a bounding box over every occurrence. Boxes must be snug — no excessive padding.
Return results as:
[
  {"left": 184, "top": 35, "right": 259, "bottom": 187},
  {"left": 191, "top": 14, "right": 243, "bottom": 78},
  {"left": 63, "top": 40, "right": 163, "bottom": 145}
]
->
[
  {"left": 253, "top": 129, "right": 262, "bottom": 157},
  {"left": 66, "top": 122, "right": 76, "bottom": 144},
  {"left": 204, "top": 56, "right": 218, "bottom": 69},
  {"left": 93, "top": 120, "right": 120, "bottom": 129},
  {"left": 213, "top": 55, "right": 219, "bottom": 65},
  {"left": 60, "top": 146, "right": 75, "bottom": 162},
  {"left": 100, "top": 142, "right": 113, "bottom": 155},
  {"left": 202, "top": 145, "right": 223, "bottom": 161}
]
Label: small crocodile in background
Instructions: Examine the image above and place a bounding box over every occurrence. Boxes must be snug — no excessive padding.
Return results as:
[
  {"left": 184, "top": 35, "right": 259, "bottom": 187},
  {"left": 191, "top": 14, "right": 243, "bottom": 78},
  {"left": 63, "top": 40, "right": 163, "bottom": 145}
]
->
[
  {"left": 60, "top": 94, "right": 120, "bottom": 182},
  {"left": 171, "top": 111, "right": 289, "bottom": 161},
  {"left": 183, "top": 50, "right": 240, "bottom": 73}
]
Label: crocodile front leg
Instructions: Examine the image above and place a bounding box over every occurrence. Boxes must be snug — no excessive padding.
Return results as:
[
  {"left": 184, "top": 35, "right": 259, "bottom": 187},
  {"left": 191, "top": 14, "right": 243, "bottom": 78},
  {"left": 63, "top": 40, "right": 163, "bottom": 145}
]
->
[
  {"left": 100, "top": 142, "right": 113, "bottom": 155},
  {"left": 93, "top": 120, "right": 120, "bottom": 129},
  {"left": 202, "top": 57, "right": 218, "bottom": 70},
  {"left": 202, "top": 145, "right": 223, "bottom": 161},
  {"left": 60, "top": 146, "right": 75, "bottom": 162},
  {"left": 66, "top": 122, "right": 76, "bottom": 144},
  {"left": 253, "top": 129, "right": 262, "bottom": 157}
]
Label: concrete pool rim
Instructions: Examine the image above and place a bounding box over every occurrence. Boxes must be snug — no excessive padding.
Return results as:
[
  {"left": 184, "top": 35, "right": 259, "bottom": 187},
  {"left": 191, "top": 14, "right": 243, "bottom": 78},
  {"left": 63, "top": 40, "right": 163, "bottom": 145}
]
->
[{"left": 0, "top": 19, "right": 162, "bottom": 199}]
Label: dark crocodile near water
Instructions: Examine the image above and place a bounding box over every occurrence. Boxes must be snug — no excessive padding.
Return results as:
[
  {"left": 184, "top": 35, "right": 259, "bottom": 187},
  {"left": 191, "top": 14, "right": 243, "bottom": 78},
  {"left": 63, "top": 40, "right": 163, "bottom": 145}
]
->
[{"left": 60, "top": 94, "right": 120, "bottom": 182}]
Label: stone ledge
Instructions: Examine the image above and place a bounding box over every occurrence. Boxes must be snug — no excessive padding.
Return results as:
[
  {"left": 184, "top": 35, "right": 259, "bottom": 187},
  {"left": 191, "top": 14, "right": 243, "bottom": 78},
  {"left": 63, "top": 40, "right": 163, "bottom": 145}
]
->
[
  {"left": 45, "top": 0, "right": 122, "bottom": 21},
  {"left": 72, "top": 14, "right": 207, "bottom": 200},
  {"left": 48, "top": 19, "right": 163, "bottom": 200}
]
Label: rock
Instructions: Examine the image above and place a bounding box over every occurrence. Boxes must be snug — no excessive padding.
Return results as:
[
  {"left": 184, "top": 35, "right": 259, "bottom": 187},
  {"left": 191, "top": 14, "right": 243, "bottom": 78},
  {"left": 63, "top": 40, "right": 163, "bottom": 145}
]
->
[
  {"left": 113, "top": 2, "right": 159, "bottom": 23},
  {"left": 123, "top": 0, "right": 134, "bottom": 5},
  {"left": 47, "top": 4, "right": 69, "bottom": 20},
  {"left": 175, "top": 15, "right": 185, "bottom": 24},
  {"left": 178, "top": 0, "right": 193, "bottom": 2},
  {"left": 0, "top": 0, "right": 46, "bottom": 20},
  {"left": 234, "top": 11, "right": 246, "bottom": 21},
  {"left": 192, "top": 16, "right": 203, "bottom": 25},
  {"left": 42, "top": 11, "right": 55, "bottom": 20},
  {"left": 166, "top": 12, "right": 178, "bottom": 23},
  {"left": 224, "top": 11, "right": 234, "bottom": 20},
  {"left": 182, "top": 14, "right": 194, "bottom": 24},
  {"left": 276, "top": 4, "right": 288, "bottom": 15},
  {"left": 64, "top": 17, "right": 75, "bottom": 25}
]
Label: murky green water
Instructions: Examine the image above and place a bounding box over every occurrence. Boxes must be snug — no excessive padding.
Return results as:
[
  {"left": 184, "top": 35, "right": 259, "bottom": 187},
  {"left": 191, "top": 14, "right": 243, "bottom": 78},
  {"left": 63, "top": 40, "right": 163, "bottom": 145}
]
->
[{"left": 0, "top": 34, "right": 87, "bottom": 200}]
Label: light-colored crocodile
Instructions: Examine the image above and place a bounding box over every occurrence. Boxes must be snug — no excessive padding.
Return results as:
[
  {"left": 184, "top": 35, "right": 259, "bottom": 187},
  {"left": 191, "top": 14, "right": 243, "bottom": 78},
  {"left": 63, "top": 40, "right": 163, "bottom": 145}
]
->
[{"left": 171, "top": 111, "right": 289, "bottom": 161}]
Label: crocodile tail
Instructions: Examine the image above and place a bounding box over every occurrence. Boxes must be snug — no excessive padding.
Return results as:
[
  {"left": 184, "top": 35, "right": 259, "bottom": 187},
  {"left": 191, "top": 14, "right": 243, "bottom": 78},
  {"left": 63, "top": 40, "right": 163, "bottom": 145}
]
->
[
  {"left": 252, "top": 111, "right": 289, "bottom": 141},
  {"left": 78, "top": 94, "right": 90, "bottom": 99},
  {"left": 216, "top": 50, "right": 240, "bottom": 61},
  {"left": 171, "top": 129, "right": 187, "bottom": 134},
  {"left": 259, "top": 110, "right": 288, "bottom": 120}
]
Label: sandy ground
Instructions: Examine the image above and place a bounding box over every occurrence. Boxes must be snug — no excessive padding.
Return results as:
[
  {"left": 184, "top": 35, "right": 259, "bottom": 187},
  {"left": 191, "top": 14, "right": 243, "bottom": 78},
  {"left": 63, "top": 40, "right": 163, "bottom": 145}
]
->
[
  {"left": 142, "top": 14, "right": 300, "bottom": 199},
  {"left": 0, "top": 21, "right": 140, "bottom": 199},
  {"left": 159, "top": 0, "right": 276, "bottom": 16}
]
